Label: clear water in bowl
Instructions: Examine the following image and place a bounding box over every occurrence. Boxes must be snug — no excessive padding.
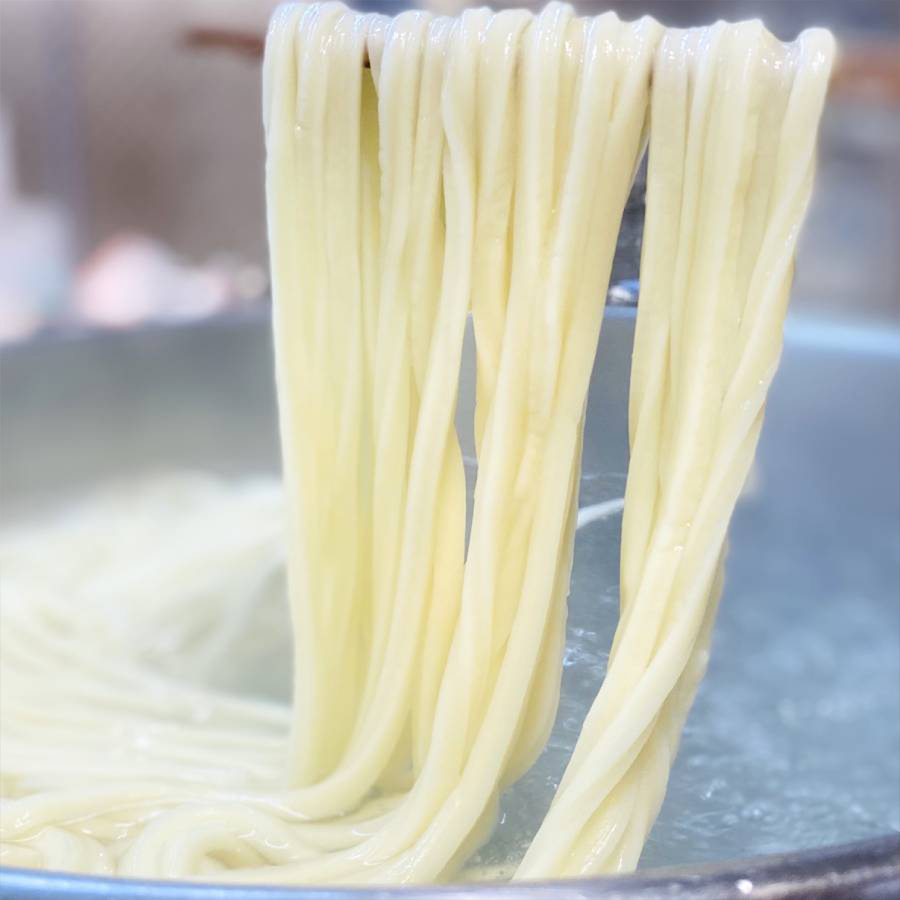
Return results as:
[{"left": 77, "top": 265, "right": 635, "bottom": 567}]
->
[
  {"left": 470, "top": 465, "right": 899, "bottom": 873},
  {"left": 196, "top": 316, "right": 899, "bottom": 875},
  {"left": 189, "top": 446, "right": 898, "bottom": 877},
  {"left": 1, "top": 312, "right": 897, "bottom": 876},
  {"left": 468, "top": 314, "right": 900, "bottom": 872}
]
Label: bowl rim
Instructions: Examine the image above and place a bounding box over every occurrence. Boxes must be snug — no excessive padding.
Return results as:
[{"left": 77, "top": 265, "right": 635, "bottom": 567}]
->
[{"left": 1, "top": 834, "right": 897, "bottom": 900}]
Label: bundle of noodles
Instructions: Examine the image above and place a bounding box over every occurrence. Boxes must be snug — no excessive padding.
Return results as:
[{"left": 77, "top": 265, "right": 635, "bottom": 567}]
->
[
  {"left": 518, "top": 21, "right": 835, "bottom": 877},
  {"left": 0, "top": 1, "right": 834, "bottom": 884}
]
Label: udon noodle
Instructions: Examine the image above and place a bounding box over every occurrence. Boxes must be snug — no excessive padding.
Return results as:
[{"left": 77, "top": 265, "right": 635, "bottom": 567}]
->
[{"left": 0, "top": 1, "right": 833, "bottom": 884}]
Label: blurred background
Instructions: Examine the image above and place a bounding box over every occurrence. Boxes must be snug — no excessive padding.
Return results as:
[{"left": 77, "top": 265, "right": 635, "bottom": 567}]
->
[{"left": 0, "top": 0, "right": 898, "bottom": 341}]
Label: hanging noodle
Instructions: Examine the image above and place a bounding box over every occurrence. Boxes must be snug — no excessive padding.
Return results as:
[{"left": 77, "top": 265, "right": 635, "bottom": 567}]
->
[{"left": 0, "top": 1, "right": 833, "bottom": 884}]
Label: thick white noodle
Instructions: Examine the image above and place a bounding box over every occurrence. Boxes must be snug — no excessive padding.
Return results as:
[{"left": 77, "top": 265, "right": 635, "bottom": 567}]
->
[{"left": 0, "top": 1, "right": 833, "bottom": 884}]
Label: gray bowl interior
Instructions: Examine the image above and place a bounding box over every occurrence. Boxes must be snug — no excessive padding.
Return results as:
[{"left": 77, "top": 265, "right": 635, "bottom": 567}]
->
[{"left": 0, "top": 308, "right": 898, "bottom": 897}]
